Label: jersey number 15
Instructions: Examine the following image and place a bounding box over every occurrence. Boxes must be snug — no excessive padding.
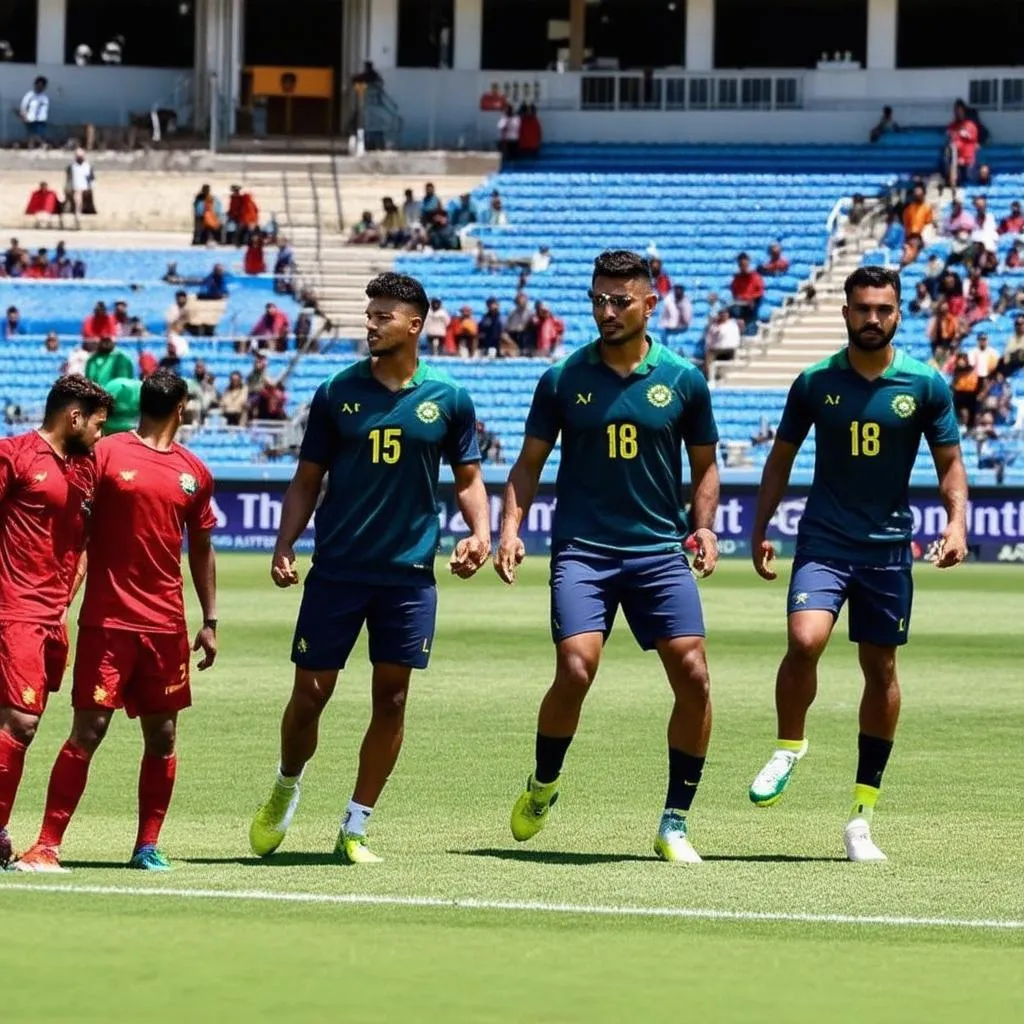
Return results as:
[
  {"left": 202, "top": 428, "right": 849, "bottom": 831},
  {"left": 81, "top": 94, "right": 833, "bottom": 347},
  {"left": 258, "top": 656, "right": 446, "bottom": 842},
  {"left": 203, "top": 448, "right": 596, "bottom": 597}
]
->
[
  {"left": 849, "top": 420, "right": 881, "bottom": 457},
  {"left": 369, "top": 427, "right": 402, "bottom": 464}
]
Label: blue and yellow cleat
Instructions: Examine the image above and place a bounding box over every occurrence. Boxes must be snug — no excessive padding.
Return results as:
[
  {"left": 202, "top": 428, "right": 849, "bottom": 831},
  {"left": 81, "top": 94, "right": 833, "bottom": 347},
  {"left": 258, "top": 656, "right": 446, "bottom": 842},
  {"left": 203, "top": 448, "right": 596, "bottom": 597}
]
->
[
  {"left": 654, "top": 811, "right": 702, "bottom": 864},
  {"left": 510, "top": 775, "right": 560, "bottom": 842},
  {"left": 249, "top": 779, "right": 301, "bottom": 857},
  {"left": 749, "top": 740, "right": 809, "bottom": 807},
  {"left": 334, "top": 831, "right": 382, "bottom": 865},
  {"left": 128, "top": 845, "right": 171, "bottom": 871}
]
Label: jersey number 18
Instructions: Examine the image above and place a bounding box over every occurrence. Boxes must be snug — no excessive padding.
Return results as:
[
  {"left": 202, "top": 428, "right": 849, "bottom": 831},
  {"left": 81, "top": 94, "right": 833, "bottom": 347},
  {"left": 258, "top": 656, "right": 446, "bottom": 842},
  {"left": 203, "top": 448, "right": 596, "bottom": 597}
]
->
[
  {"left": 849, "top": 420, "right": 881, "bottom": 457},
  {"left": 606, "top": 423, "right": 638, "bottom": 460}
]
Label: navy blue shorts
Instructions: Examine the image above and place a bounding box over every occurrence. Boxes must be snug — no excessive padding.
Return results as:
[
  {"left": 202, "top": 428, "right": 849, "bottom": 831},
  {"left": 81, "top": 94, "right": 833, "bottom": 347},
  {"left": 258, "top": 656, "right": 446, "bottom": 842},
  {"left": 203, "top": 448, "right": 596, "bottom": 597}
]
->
[
  {"left": 550, "top": 546, "right": 705, "bottom": 650},
  {"left": 291, "top": 577, "right": 438, "bottom": 671},
  {"left": 788, "top": 558, "right": 913, "bottom": 647}
]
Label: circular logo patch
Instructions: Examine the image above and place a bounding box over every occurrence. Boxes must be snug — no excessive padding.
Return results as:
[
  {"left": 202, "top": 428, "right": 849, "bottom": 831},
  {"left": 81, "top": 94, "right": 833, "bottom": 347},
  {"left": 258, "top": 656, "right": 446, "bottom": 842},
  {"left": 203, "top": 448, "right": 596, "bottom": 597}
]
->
[
  {"left": 416, "top": 400, "right": 441, "bottom": 424},
  {"left": 891, "top": 394, "right": 916, "bottom": 419},
  {"left": 179, "top": 472, "right": 198, "bottom": 495},
  {"left": 646, "top": 383, "right": 672, "bottom": 408}
]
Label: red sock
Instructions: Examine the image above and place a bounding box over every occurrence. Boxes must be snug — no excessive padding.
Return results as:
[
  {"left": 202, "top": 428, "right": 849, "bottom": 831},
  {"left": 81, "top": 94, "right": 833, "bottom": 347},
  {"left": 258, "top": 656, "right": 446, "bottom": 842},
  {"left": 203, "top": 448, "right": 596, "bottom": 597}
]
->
[
  {"left": 0, "top": 729, "right": 28, "bottom": 829},
  {"left": 135, "top": 754, "right": 176, "bottom": 851},
  {"left": 37, "top": 742, "right": 92, "bottom": 849}
]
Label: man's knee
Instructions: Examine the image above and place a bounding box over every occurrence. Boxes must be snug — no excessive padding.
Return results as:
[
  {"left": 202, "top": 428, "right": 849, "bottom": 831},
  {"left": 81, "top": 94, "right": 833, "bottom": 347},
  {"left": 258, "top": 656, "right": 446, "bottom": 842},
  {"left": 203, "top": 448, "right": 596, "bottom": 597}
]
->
[
  {"left": 553, "top": 643, "right": 600, "bottom": 695},
  {"left": 661, "top": 639, "right": 710, "bottom": 702},
  {"left": 0, "top": 709, "right": 40, "bottom": 745},
  {"left": 70, "top": 711, "right": 112, "bottom": 754},
  {"left": 859, "top": 645, "right": 898, "bottom": 689},
  {"left": 786, "top": 612, "right": 834, "bottom": 663},
  {"left": 141, "top": 716, "right": 177, "bottom": 758},
  {"left": 370, "top": 666, "right": 411, "bottom": 719},
  {"left": 291, "top": 669, "right": 337, "bottom": 716}
]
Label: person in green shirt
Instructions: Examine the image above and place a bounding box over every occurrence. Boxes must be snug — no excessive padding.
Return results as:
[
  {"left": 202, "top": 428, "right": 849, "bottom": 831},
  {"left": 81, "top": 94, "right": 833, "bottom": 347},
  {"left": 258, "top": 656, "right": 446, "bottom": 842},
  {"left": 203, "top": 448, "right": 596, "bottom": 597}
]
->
[
  {"left": 84, "top": 336, "right": 134, "bottom": 389},
  {"left": 101, "top": 376, "right": 142, "bottom": 435},
  {"left": 748, "top": 265, "right": 968, "bottom": 863},
  {"left": 495, "top": 250, "right": 721, "bottom": 864}
]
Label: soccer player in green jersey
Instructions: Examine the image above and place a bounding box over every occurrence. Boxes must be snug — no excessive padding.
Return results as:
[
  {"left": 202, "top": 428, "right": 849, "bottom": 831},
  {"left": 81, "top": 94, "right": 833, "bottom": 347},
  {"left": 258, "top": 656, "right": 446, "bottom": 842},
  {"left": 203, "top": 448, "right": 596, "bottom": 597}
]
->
[
  {"left": 495, "top": 250, "right": 721, "bottom": 863},
  {"left": 249, "top": 272, "right": 491, "bottom": 864},
  {"left": 748, "top": 265, "right": 968, "bottom": 861}
]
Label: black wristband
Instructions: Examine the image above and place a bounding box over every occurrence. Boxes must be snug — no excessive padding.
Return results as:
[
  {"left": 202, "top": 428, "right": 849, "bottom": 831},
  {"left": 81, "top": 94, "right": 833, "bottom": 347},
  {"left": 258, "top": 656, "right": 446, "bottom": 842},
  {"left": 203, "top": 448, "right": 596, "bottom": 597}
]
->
[{"left": 203, "top": 618, "right": 218, "bottom": 630}]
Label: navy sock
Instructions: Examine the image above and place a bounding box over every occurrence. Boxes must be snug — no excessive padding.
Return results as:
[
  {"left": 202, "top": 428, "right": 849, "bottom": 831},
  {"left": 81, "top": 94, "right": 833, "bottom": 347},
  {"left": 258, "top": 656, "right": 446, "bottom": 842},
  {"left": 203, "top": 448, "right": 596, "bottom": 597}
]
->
[
  {"left": 534, "top": 733, "right": 572, "bottom": 785},
  {"left": 666, "top": 748, "right": 706, "bottom": 812},
  {"left": 855, "top": 733, "right": 894, "bottom": 789}
]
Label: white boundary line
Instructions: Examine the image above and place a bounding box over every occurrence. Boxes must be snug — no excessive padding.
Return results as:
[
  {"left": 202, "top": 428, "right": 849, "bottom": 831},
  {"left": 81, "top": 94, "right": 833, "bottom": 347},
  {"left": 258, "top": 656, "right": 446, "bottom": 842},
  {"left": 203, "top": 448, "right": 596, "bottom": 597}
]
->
[{"left": 1, "top": 882, "right": 1022, "bottom": 931}]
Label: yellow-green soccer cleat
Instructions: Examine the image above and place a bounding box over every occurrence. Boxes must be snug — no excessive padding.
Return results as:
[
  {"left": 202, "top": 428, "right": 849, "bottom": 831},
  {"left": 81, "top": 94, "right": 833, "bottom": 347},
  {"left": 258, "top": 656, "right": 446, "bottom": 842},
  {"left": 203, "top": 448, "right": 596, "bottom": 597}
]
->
[
  {"left": 335, "top": 831, "right": 382, "bottom": 865},
  {"left": 749, "top": 740, "right": 809, "bottom": 807},
  {"left": 510, "top": 775, "right": 560, "bottom": 842},
  {"left": 654, "top": 811, "right": 702, "bottom": 864},
  {"left": 249, "top": 779, "right": 301, "bottom": 857}
]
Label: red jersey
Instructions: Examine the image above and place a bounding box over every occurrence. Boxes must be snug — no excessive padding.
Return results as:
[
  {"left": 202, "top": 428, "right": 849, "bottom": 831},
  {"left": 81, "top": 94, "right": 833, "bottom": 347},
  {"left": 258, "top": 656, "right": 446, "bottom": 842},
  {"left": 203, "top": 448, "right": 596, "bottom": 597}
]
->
[
  {"left": 0, "top": 432, "right": 95, "bottom": 624},
  {"left": 80, "top": 432, "right": 216, "bottom": 634}
]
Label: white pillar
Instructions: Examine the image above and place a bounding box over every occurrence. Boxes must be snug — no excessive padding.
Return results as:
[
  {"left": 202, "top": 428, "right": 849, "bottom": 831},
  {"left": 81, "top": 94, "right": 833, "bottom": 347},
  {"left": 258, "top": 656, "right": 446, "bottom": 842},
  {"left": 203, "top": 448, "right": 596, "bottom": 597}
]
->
[
  {"left": 685, "top": 0, "right": 714, "bottom": 71},
  {"left": 367, "top": 0, "right": 398, "bottom": 70},
  {"left": 866, "top": 0, "right": 897, "bottom": 70},
  {"left": 36, "top": 0, "right": 66, "bottom": 65},
  {"left": 452, "top": 0, "right": 482, "bottom": 71}
]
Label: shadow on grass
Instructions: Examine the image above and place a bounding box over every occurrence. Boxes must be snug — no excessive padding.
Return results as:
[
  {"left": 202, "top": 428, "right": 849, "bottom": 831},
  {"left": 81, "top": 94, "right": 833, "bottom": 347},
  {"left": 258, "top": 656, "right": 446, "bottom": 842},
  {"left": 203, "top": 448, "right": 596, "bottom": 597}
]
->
[
  {"left": 59, "top": 852, "right": 344, "bottom": 869},
  {"left": 701, "top": 854, "right": 847, "bottom": 864},
  {"left": 452, "top": 847, "right": 651, "bottom": 866}
]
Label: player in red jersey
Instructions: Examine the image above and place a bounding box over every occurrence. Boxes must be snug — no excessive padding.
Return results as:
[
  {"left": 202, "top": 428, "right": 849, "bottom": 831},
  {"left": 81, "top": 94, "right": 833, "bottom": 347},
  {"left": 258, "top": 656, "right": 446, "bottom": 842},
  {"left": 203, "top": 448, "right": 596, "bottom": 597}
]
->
[
  {"left": 14, "top": 371, "right": 218, "bottom": 872},
  {"left": 0, "top": 375, "right": 112, "bottom": 868}
]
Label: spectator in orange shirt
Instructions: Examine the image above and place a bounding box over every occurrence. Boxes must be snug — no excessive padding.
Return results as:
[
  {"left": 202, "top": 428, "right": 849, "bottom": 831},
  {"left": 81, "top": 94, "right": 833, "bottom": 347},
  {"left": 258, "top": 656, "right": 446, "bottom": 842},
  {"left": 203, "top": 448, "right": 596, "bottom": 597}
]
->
[
  {"left": 950, "top": 352, "right": 979, "bottom": 426},
  {"left": 81, "top": 301, "right": 119, "bottom": 340},
  {"left": 228, "top": 184, "right": 260, "bottom": 246},
  {"left": 194, "top": 184, "right": 223, "bottom": 245},
  {"left": 446, "top": 305, "right": 480, "bottom": 357},
  {"left": 758, "top": 243, "right": 790, "bottom": 277},
  {"left": 729, "top": 253, "right": 765, "bottom": 331},
  {"left": 902, "top": 184, "right": 934, "bottom": 237},
  {"left": 927, "top": 299, "right": 962, "bottom": 365}
]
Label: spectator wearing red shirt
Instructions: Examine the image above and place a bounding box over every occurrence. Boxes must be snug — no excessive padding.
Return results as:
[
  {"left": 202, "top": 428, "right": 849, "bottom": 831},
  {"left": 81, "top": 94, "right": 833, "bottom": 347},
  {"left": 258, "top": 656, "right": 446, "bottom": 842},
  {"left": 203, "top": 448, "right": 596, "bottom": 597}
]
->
[
  {"left": 518, "top": 104, "right": 542, "bottom": 159},
  {"left": 729, "top": 253, "right": 765, "bottom": 332},
  {"left": 965, "top": 267, "right": 991, "bottom": 324},
  {"left": 250, "top": 302, "right": 290, "bottom": 351},
  {"left": 758, "top": 243, "right": 790, "bottom": 277},
  {"left": 227, "top": 185, "right": 260, "bottom": 246},
  {"left": 947, "top": 100, "right": 980, "bottom": 185},
  {"left": 244, "top": 233, "right": 267, "bottom": 275},
  {"left": 81, "top": 301, "right": 120, "bottom": 341},
  {"left": 25, "top": 181, "right": 61, "bottom": 224},
  {"left": 531, "top": 301, "right": 564, "bottom": 357},
  {"left": 649, "top": 257, "right": 671, "bottom": 296},
  {"left": 999, "top": 201, "right": 1024, "bottom": 236}
]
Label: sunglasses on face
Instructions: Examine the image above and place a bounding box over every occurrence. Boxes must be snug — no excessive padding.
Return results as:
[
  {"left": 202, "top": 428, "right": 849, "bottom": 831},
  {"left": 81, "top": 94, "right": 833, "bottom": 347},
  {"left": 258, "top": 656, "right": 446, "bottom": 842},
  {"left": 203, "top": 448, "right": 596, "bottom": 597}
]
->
[{"left": 588, "top": 290, "right": 634, "bottom": 310}]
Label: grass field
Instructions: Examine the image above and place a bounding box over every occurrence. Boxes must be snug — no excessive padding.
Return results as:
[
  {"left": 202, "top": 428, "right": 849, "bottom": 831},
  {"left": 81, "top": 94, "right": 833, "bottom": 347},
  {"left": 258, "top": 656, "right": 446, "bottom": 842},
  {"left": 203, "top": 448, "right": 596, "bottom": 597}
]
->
[{"left": 2, "top": 555, "right": 1023, "bottom": 1023}]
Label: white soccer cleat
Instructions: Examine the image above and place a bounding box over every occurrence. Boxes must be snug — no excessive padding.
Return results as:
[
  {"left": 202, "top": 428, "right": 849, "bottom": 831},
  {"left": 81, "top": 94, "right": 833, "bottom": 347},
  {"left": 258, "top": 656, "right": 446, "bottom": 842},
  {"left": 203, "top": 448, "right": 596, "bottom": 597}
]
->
[
  {"left": 749, "top": 739, "right": 808, "bottom": 807},
  {"left": 844, "top": 818, "right": 887, "bottom": 862}
]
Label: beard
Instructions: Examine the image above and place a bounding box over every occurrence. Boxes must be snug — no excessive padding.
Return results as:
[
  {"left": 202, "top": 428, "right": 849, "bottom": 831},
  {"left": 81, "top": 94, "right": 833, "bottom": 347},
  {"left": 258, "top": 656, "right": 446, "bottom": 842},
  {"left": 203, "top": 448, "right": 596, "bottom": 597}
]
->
[
  {"left": 367, "top": 335, "right": 404, "bottom": 357},
  {"left": 848, "top": 321, "right": 897, "bottom": 351},
  {"left": 65, "top": 432, "right": 93, "bottom": 456}
]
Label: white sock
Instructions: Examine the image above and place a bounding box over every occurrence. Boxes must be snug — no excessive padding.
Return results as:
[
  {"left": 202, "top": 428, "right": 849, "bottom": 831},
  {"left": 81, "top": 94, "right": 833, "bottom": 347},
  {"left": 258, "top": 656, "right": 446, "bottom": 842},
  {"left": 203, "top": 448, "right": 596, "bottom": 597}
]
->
[
  {"left": 343, "top": 800, "right": 373, "bottom": 837},
  {"left": 276, "top": 766, "right": 303, "bottom": 789}
]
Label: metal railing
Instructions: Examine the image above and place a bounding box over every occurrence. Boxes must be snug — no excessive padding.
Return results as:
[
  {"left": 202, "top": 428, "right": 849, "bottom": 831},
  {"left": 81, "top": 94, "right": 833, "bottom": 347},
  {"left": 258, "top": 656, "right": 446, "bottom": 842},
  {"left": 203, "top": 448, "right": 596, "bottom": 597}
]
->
[
  {"left": 579, "top": 71, "right": 803, "bottom": 112},
  {"left": 329, "top": 153, "right": 345, "bottom": 232}
]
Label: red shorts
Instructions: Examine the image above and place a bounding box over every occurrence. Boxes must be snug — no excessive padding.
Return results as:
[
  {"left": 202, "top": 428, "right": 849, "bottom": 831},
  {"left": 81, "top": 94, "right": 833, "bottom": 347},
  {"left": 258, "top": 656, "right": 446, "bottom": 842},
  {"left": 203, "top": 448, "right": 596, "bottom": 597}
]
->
[
  {"left": 73, "top": 627, "right": 191, "bottom": 719},
  {"left": 0, "top": 620, "right": 70, "bottom": 715}
]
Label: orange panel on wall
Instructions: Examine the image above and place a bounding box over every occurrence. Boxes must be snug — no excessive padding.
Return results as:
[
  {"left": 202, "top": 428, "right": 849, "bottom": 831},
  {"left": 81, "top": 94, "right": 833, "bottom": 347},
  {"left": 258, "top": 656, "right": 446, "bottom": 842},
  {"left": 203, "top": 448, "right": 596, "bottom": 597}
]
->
[{"left": 247, "top": 66, "right": 334, "bottom": 99}]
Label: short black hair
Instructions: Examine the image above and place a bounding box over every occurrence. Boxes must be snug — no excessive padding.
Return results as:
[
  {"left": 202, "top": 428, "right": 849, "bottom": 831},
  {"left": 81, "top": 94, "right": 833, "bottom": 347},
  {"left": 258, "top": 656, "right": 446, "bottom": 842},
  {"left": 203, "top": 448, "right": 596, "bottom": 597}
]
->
[
  {"left": 44, "top": 374, "right": 114, "bottom": 421},
  {"left": 844, "top": 266, "right": 902, "bottom": 303},
  {"left": 140, "top": 369, "right": 189, "bottom": 420},
  {"left": 365, "top": 272, "right": 429, "bottom": 320},
  {"left": 592, "top": 249, "right": 652, "bottom": 286}
]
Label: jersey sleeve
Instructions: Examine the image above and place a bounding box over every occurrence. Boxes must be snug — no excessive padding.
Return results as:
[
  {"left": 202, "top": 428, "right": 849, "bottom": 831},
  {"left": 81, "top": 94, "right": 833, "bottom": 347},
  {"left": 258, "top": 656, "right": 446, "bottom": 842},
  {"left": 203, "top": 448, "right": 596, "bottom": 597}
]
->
[
  {"left": 298, "top": 382, "right": 338, "bottom": 467},
  {"left": 923, "top": 371, "right": 961, "bottom": 448},
  {"left": 678, "top": 370, "right": 720, "bottom": 446},
  {"left": 524, "top": 368, "right": 561, "bottom": 444},
  {"left": 0, "top": 444, "right": 17, "bottom": 502},
  {"left": 776, "top": 373, "right": 814, "bottom": 446},
  {"left": 442, "top": 387, "right": 481, "bottom": 466},
  {"left": 188, "top": 468, "right": 217, "bottom": 533}
]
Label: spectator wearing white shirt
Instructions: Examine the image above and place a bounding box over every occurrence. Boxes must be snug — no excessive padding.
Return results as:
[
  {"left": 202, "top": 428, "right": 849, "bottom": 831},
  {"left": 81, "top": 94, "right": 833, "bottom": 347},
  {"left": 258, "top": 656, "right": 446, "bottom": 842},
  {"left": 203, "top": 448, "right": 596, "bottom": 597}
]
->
[
  {"left": 497, "top": 104, "right": 521, "bottom": 165},
  {"left": 705, "top": 308, "right": 741, "bottom": 383},
  {"left": 423, "top": 297, "right": 450, "bottom": 356},
  {"left": 20, "top": 76, "right": 49, "bottom": 147},
  {"left": 66, "top": 149, "right": 95, "bottom": 228},
  {"left": 401, "top": 188, "right": 420, "bottom": 227},
  {"left": 968, "top": 195, "right": 999, "bottom": 271},
  {"left": 659, "top": 284, "right": 693, "bottom": 347},
  {"left": 968, "top": 333, "right": 1000, "bottom": 380}
]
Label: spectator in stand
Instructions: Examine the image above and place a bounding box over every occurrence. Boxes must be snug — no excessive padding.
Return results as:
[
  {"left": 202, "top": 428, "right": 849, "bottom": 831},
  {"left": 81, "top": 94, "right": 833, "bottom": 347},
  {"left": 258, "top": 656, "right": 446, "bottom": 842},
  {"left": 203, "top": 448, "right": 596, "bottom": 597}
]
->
[
  {"left": 227, "top": 184, "right": 260, "bottom": 246},
  {"left": 909, "top": 281, "right": 933, "bottom": 316},
  {"left": 251, "top": 302, "right": 290, "bottom": 351},
  {"left": 4, "top": 305, "right": 25, "bottom": 339},
  {"left": 82, "top": 301, "right": 119, "bottom": 340},
  {"left": 379, "top": 197, "right": 408, "bottom": 248},
  {"left": 943, "top": 198, "right": 976, "bottom": 237},
  {"left": 448, "top": 194, "right": 478, "bottom": 231},
  {"left": 728, "top": 252, "right": 765, "bottom": 332},
  {"left": 869, "top": 105, "right": 899, "bottom": 143},
  {"left": 921, "top": 254, "right": 945, "bottom": 299},
  {"left": 158, "top": 340, "right": 181, "bottom": 374},
  {"left": 427, "top": 210, "right": 459, "bottom": 251},
  {"left": 530, "top": 301, "right": 564, "bottom": 358},
  {"left": 901, "top": 184, "right": 934, "bottom": 238},
  {"left": 220, "top": 371, "right": 249, "bottom": 425},
  {"left": 950, "top": 351, "right": 979, "bottom": 427},
  {"left": 420, "top": 183, "right": 441, "bottom": 223},
  {"left": 999, "top": 201, "right": 1023, "bottom": 236},
  {"left": 880, "top": 209, "right": 905, "bottom": 252},
  {"left": 502, "top": 291, "right": 531, "bottom": 354},
  {"left": 19, "top": 76, "right": 49, "bottom": 147},
  {"left": 43, "top": 331, "right": 60, "bottom": 354},
  {"left": 273, "top": 238, "right": 296, "bottom": 294},
  {"left": 518, "top": 104, "right": 542, "bottom": 159},
  {"left": 965, "top": 266, "right": 992, "bottom": 324},
  {"left": 65, "top": 149, "right": 95, "bottom": 228},
  {"left": 423, "top": 297, "right": 450, "bottom": 356},
  {"left": 198, "top": 263, "right": 229, "bottom": 300},
  {"left": 900, "top": 233, "right": 925, "bottom": 268},
  {"left": 999, "top": 315, "right": 1024, "bottom": 376},
  {"left": 939, "top": 271, "right": 966, "bottom": 319},
  {"left": 946, "top": 99, "right": 980, "bottom": 186},
  {"left": 244, "top": 232, "right": 267, "bottom": 274},
  {"left": 402, "top": 188, "right": 421, "bottom": 228},
  {"left": 649, "top": 257, "right": 671, "bottom": 296},
  {"left": 478, "top": 298, "right": 504, "bottom": 357},
  {"left": 497, "top": 104, "right": 520, "bottom": 164},
  {"left": 3, "top": 238, "right": 22, "bottom": 275},
  {"left": 758, "top": 243, "right": 790, "bottom": 277},
  {"left": 85, "top": 335, "right": 133, "bottom": 387},
  {"left": 659, "top": 284, "right": 692, "bottom": 346},
  {"left": 968, "top": 332, "right": 1000, "bottom": 381},
  {"left": 705, "top": 308, "right": 741, "bottom": 382},
  {"left": 24, "top": 181, "right": 61, "bottom": 226},
  {"left": 193, "top": 184, "right": 223, "bottom": 245},
  {"left": 447, "top": 305, "right": 479, "bottom": 357},
  {"left": 165, "top": 289, "right": 189, "bottom": 329},
  {"left": 968, "top": 195, "right": 999, "bottom": 270},
  {"left": 348, "top": 209, "right": 381, "bottom": 245},
  {"left": 256, "top": 380, "right": 288, "bottom": 420},
  {"left": 976, "top": 164, "right": 993, "bottom": 187},
  {"left": 476, "top": 420, "right": 503, "bottom": 464},
  {"left": 483, "top": 194, "right": 508, "bottom": 227}
]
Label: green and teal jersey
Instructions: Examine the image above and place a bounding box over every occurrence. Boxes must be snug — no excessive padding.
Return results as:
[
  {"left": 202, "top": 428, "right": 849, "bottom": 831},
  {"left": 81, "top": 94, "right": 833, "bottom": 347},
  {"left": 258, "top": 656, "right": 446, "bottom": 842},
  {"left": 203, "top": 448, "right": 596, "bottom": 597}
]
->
[
  {"left": 299, "top": 359, "right": 480, "bottom": 585},
  {"left": 776, "top": 347, "right": 960, "bottom": 565},
  {"left": 525, "top": 339, "right": 719, "bottom": 556},
  {"left": 101, "top": 377, "right": 142, "bottom": 435}
]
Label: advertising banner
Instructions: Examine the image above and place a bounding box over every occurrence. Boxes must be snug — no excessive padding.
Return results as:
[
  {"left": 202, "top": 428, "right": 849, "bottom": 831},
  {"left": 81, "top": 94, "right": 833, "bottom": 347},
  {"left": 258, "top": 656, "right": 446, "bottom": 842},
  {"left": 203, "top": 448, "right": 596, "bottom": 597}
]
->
[{"left": 209, "top": 481, "right": 1024, "bottom": 563}]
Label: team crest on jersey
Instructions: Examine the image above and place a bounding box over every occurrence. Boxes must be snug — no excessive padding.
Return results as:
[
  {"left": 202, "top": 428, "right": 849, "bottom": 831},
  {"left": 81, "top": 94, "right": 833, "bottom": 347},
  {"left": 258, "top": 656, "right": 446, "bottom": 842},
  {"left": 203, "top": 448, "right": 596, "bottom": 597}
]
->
[
  {"left": 891, "top": 394, "right": 916, "bottom": 419},
  {"left": 21, "top": 686, "right": 36, "bottom": 707},
  {"left": 416, "top": 400, "right": 441, "bottom": 424},
  {"left": 179, "top": 472, "right": 198, "bottom": 495},
  {"left": 32, "top": 471, "right": 47, "bottom": 483},
  {"left": 93, "top": 685, "right": 108, "bottom": 704},
  {"left": 646, "top": 383, "right": 672, "bottom": 409},
  {"left": 119, "top": 470, "right": 137, "bottom": 482}
]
